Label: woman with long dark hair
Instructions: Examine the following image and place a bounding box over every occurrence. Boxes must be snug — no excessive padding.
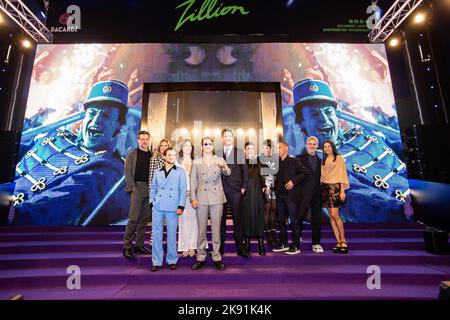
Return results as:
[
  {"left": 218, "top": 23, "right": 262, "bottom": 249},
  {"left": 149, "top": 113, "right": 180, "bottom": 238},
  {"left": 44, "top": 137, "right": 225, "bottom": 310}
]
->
[
  {"left": 242, "top": 142, "right": 266, "bottom": 255},
  {"left": 176, "top": 139, "right": 197, "bottom": 258},
  {"left": 321, "top": 140, "right": 350, "bottom": 254}
]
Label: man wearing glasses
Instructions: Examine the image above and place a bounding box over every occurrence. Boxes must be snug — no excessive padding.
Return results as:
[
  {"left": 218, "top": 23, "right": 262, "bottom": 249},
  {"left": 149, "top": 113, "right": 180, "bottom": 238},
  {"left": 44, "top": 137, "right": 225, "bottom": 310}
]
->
[{"left": 191, "top": 137, "right": 231, "bottom": 270}]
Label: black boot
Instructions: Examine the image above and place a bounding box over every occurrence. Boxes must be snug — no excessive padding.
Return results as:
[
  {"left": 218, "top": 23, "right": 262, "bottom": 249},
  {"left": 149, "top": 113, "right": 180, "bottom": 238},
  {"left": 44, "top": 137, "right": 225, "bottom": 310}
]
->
[
  {"left": 235, "top": 239, "right": 242, "bottom": 256},
  {"left": 246, "top": 237, "right": 252, "bottom": 255},
  {"left": 123, "top": 248, "right": 134, "bottom": 260},
  {"left": 258, "top": 237, "right": 266, "bottom": 256},
  {"left": 270, "top": 229, "right": 279, "bottom": 247},
  {"left": 237, "top": 239, "right": 249, "bottom": 258},
  {"left": 265, "top": 230, "right": 273, "bottom": 246}
]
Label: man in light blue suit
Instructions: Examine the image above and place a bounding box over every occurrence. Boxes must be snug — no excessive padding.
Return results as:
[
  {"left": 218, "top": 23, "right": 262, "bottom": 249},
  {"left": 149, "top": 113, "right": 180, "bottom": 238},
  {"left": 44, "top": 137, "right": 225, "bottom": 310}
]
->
[{"left": 149, "top": 148, "right": 187, "bottom": 272}]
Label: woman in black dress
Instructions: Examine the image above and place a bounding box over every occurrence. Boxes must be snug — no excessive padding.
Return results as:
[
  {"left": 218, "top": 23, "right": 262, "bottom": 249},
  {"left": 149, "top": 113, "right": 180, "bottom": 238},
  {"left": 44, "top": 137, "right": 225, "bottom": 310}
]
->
[
  {"left": 242, "top": 142, "right": 266, "bottom": 255},
  {"left": 258, "top": 139, "right": 278, "bottom": 247}
]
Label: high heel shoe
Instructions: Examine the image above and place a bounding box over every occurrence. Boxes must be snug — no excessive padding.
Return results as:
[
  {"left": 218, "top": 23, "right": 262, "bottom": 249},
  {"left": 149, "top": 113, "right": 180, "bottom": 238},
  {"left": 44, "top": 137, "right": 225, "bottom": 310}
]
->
[
  {"left": 258, "top": 237, "right": 266, "bottom": 256},
  {"left": 339, "top": 242, "right": 349, "bottom": 254},
  {"left": 188, "top": 249, "right": 196, "bottom": 257},
  {"left": 181, "top": 251, "right": 189, "bottom": 258},
  {"left": 333, "top": 242, "right": 342, "bottom": 254}
]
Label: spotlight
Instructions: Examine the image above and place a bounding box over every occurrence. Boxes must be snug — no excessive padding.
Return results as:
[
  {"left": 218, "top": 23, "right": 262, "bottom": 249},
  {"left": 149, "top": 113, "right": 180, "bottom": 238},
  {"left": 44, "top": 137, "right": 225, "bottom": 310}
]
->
[
  {"left": 22, "top": 39, "right": 32, "bottom": 48},
  {"left": 414, "top": 12, "right": 426, "bottom": 24},
  {"left": 388, "top": 37, "right": 400, "bottom": 48},
  {"left": 247, "top": 128, "right": 256, "bottom": 135}
]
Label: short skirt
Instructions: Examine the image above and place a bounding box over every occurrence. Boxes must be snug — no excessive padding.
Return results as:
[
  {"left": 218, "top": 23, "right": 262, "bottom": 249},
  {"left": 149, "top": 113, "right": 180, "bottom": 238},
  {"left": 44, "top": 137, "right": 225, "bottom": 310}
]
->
[{"left": 321, "top": 183, "right": 346, "bottom": 208}]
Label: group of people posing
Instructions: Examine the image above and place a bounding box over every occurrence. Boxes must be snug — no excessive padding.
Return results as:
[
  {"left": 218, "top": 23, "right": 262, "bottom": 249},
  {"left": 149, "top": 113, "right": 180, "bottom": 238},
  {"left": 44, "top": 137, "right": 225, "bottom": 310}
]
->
[{"left": 123, "top": 128, "right": 350, "bottom": 272}]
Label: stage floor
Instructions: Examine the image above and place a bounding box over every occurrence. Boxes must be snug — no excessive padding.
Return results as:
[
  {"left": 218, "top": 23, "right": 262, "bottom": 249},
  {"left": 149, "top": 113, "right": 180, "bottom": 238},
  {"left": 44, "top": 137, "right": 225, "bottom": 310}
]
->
[{"left": 0, "top": 223, "right": 449, "bottom": 300}]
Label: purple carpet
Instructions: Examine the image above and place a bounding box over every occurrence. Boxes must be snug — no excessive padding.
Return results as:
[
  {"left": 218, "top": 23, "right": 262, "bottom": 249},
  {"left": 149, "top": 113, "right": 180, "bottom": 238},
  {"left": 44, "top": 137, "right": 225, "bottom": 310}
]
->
[{"left": 0, "top": 223, "right": 449, "bottom": 300}]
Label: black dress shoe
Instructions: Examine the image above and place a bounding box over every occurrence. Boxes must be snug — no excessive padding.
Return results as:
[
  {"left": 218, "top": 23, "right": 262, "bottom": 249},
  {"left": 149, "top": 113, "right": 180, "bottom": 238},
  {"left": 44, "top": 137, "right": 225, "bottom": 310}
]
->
[
  {"left": 134, "top": 246, "right": 151, "bottom": 254},
  {"left": 168, "top": 264, "right": 177, "bottom": 270},
  {"left": 151, "top": 265, "right": 160, "bottom": 272},
  {"left": 123, "top": 248, "right": 134, "bottom": 260},
  {"left": 213, "top": 260, "right": 225, "bottom": 270},
  {"left": 192, "top": 261, "right": 206, "bottom": 270},
  {"left": 237, "top": 249, "right": 250, "bottom": 258}
]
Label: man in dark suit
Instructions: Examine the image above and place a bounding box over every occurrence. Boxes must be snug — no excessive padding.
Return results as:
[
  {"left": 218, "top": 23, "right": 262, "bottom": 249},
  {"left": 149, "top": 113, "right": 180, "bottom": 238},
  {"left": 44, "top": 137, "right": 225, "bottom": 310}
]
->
[
  {"left": 296, "top": 136, "right": 324, "bottom": 253},
  {"left": 272, "top": 140, "right": 311, "bottom": 255},
  {"left": 217, "top": 128, "right": 249, "bottom": 257}
]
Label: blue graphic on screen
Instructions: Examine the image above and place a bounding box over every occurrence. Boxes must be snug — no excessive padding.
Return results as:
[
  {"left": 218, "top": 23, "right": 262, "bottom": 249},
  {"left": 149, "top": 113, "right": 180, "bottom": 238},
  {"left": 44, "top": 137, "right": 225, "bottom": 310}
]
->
[{"left": 10, "top": 43, "right": 412, "bottom": 225}]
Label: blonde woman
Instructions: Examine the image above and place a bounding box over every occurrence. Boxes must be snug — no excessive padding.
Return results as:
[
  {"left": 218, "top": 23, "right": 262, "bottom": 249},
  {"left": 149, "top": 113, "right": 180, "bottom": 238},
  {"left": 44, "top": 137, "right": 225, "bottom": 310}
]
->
[
  {"left": 148, "top": 138, "right": 171, "bottom": 247},
  {"left": 149, "top": 139, "right": 171, "bottom": 187}
]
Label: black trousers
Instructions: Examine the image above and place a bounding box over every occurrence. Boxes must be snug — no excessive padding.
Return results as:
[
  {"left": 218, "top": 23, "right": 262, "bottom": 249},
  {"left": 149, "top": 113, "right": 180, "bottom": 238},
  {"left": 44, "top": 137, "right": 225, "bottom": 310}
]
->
[
  {"left": 220, "top": 191, "right": 244, "bottom": 253},
  {"left": 298, "top": 191, "right": 322, "bottom": 245},
  {"left": 276, "top": 195, "right": 301, "bottom": 248}
]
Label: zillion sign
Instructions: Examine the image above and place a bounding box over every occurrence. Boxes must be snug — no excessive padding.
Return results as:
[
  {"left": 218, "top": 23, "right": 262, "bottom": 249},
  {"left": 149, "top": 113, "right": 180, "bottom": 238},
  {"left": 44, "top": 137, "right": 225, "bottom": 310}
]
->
[{"left": 175, "top": 0, "right": 250, "bottom": 31}]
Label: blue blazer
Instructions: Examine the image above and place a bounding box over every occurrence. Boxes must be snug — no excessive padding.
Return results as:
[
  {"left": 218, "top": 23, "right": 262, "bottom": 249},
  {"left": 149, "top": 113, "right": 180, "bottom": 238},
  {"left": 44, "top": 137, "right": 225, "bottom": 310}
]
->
[{"left": 150, "top": 165, "right": 187, "bottom": 212}]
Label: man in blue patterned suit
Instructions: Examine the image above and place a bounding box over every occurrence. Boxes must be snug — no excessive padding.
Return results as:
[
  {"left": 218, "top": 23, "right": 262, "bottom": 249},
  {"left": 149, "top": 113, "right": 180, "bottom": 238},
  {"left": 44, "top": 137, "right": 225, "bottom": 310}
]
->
[
  {"left": 292, "top": 79, "right": 412, "bottom": 222},
  {"left": 11, "top": 80, "right": 129, "bottom": 225}
]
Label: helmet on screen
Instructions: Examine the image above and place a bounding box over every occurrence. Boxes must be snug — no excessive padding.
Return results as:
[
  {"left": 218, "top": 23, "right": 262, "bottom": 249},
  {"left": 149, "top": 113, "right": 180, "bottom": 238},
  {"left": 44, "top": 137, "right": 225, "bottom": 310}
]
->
[
  {"left": 84, "top": 80, "right": 129, "bottom": 124},
  {"left": 292, "top": 79, "right": 337, "bottom": 108}
]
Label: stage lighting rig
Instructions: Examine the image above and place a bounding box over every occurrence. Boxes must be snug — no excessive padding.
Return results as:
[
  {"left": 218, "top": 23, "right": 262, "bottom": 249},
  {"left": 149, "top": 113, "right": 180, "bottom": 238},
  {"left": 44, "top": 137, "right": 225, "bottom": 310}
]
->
[
  {"left": 0, "top": 0, "right": 52, "bottom": 43},
  {"left": 368, "top": 0, "right": 425, "bottom": 43}
]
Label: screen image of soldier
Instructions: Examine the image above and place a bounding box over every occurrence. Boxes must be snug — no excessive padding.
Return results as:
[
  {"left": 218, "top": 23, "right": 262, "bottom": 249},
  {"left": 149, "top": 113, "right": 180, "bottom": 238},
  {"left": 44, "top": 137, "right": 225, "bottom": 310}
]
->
[
  {"left": 11, "top": 80, "right": 129, "bottom": 225},
  {"left": 292, "top": 79, "right": 411, "bottom": 222}
]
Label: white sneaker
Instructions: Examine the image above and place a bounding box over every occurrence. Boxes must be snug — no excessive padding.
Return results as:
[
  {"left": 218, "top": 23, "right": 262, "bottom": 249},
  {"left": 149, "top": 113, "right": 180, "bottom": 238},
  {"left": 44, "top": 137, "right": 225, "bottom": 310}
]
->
[
  {"left": 312, "top": 244, "right": 324, "bottom": 253},
  {"left": 285, "top": 245, "right": 300, "bottom": 255}
]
